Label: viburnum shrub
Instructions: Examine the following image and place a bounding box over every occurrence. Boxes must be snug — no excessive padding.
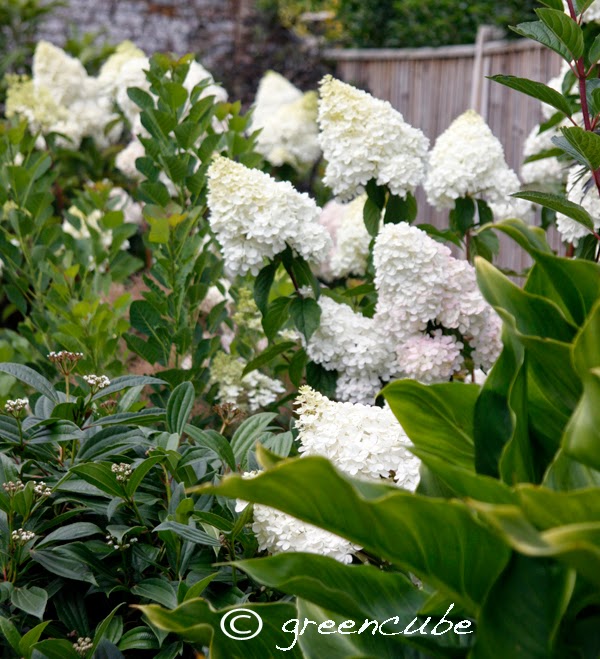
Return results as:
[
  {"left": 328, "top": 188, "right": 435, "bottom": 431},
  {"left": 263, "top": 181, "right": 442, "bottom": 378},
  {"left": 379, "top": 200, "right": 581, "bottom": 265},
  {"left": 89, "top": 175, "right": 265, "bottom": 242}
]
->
[{"left": 1, "top": 0, "right": 600, "bottom": 656}]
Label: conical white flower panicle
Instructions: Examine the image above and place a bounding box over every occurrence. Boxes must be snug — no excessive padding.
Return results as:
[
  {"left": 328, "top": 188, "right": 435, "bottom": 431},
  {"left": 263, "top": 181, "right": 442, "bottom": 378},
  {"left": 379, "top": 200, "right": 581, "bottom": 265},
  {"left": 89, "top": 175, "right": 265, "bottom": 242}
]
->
[
  {"left": 295, "top": 386, "right": 421, "bottom": 490},
  {"left": 207, "top": 155, "right": 331, "bottom": 276},
  {"left": 251, "top": 71, "right": 320, "bottom": 168},
  {"left": 424, "top": 110, "right": 526, "bottom": 217},
  {"left": 318, "top": 75, "right": 429, "bottom": 201}
]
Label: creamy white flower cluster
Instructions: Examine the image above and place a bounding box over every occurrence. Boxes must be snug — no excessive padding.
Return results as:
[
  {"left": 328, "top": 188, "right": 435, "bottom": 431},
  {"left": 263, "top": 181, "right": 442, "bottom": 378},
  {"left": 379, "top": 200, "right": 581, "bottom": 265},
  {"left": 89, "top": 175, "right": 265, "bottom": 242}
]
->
[
  {"left": 111, "top": 462, "right": 132, "bottom": 482},
  {"left": 317, "top": 196, "right": 373, "bottom": 281},
  {"left": 306, "top": 224, "right": 502, "bottom": 402},
  {"left": 556, "top": 168, "right": 600, "bottom": 245},
  {"left": 210, "top": 353, "right": 285, "bottom": 413},
  {"left": 521, "top": 123, "right": 567, "bottom": 188},
  {"left": 3, "top": 480, "right": 24, "bottom": 494},
  {"left": 4, "top": 398, "right": 28, "bottom": 414},
  {"left": 318, "top": 75, "right": 429, "bottom": 201},
  {"left": 106, "top": 533, "right": 138, "bottom": 550},
  {"left": 6, "top": 41, "right": 123, "bottom": 149},
  {"left": 424, "top": 110, "right": 529, "bottom": 219},
  {"left": 84, "top": 374, "right": 111, "bottom": 391},
  {"left": 374, "top": 223, "right": 502, "bottom": 379},
  {"left": 236, "top": 386, "right": 420, "bottom": 563},
  {"left": 295, "top": 386, "right": 420, "bottom": 489},
  {"left": 305, "top": 296, "right": 390, "bottom": 403},
  {"left": 251, "top": 71, "right": 321, "bottom": 168},
  {"left": 207, "top": 155, "right": 331, "bottom": 276},
  {"left": 73, "top": 637, "right": 93, "bottom": 656},
  {"left": 236, "top": 479, "right": 359, "bottom": 564},
  {"left": 12, "top": 528, "right": 35, "bottom": 544},
  {"left": 34, "top": 481, "right": 52, "bottom": 498}
]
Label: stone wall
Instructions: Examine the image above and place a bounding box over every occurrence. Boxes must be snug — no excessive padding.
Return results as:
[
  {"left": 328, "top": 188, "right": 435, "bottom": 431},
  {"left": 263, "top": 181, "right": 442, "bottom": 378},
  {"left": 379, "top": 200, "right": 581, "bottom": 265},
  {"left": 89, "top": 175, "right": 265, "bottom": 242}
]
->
[
  {"left": 37, "top": 0, "right": 252, "bottom": 70},
  {"left": 36, "top": 0, "right": 331, "bottom": 103}
]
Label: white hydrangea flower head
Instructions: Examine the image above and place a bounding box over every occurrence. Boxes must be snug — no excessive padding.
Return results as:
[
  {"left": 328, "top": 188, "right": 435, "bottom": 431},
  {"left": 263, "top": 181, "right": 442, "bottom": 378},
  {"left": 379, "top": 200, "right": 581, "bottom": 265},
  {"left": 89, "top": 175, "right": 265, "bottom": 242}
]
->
[
  {"left": 317, "top": 196, "right": 372, "bottom": 281},
  {"left": 115, "top": 139, "right": 146, "bottom": 180},
  {"left": 236, "top": 469, "right": 360, "bottom": 563},
  {"left": 97, "top": 41, "right": 146, "bottom": 97},
  {"left": 115, "top": 56, "right": 152, "bottom": 127},
  {"left": 207, "top": 155, "right": 331, "bottom": 276},
  {"left": 424, "top": 110, "right": 523, "bottom": 211},
  {"left": 334, "top": 371, "right": 385, "bottom": 405},
  {"left": 397, "top": 332, "right": 464, "bottom": 384},
  {"left": 32, "top": 41, "right": 88, "bottom": 107},
  {"left": 469, "top": 309, "right": 503, "bottom": 371},
  {"left": 556, "top": 167, "right": 600, "bottom": 245},
  {"left": 318, "top": 75, "right": 429, "bottom": 200},
  {"left": 7, "top": 44, "right": 122, "bottom": 149},
  {"left": 296, "top": 386, "right": 421, "bottom": 489},
  {"left": 253, "top": 505, "right": 359, "bottom": 563},
  {"left": 373, "top": 223, "right": 450, "bottom": 338},
  {"left": 210, "top": 353, "right": 285, "bottom": 412},
  {"left": 252, "top": 71, "right": 320, "bottom": 168},
  {"left": 521, "top": 123, "right": 567, "bottom": 187},
  {"left": 541, "top": 61, "right": 573, "bottom": 120},
  {"left": 5, "top": 76, "right": 69, "bottom": 137},
  {"left": 109, "top": 187, "right": 144, "bottom": 225},
  {"left": 184, "top": 60, "right": 228, "bottom": 104},
  {"left": 305, "top": 297, "right": 391, "bottom": 401}
]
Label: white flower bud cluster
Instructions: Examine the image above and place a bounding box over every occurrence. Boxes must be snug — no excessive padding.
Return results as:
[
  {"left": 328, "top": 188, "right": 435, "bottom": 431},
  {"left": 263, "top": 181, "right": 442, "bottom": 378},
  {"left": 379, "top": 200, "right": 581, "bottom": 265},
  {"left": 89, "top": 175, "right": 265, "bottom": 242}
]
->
[
  {"left": 106, "top": 534, "right": 138, "bottom": 550},
  {"left": 3, "top": 480, "right": 24, "bottom": 495},
  {"left": 73, "top": 637, "right": 93, "bottom": 655},
  {"left": 556, "top": 167, "right": 600, "bottom": 246},
  {"left": 34, "top": 481, "right": 52, "bottom": 498},
  {"left": 4, "top": 399, "right": 28, "bottom": 415},
  {"left": 111, "top": 463, "right": 132, "bottom": 482},
  {"left": 83, "top": 375, "right": 111, "bottom": 391},
  {"left": 318, "top": 75, "right": 429, "bottom": 201},
  {"left": 12, "top": 528, "right": 35, "bottom": 544},
  {"left": 424, "top": 110, "right": 529, "bottom": 219},
  {"left": 207, "top": 155, "right": 331, "bottom": 276}
]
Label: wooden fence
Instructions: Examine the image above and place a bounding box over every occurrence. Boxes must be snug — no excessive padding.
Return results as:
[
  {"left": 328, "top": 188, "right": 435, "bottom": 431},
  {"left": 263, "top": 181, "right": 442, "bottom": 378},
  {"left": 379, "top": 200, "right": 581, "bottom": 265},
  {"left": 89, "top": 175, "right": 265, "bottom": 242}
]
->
[{"left": 324, "top": 34, "right": 564, "bottom": 270}]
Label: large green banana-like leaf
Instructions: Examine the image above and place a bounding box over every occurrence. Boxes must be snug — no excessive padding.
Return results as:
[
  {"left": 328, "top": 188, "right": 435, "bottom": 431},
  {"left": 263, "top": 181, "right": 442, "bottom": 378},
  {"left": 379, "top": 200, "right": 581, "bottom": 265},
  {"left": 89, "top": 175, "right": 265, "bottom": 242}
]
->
[{"left": 205, "top": 452, "right": 511, "bottom": 614}]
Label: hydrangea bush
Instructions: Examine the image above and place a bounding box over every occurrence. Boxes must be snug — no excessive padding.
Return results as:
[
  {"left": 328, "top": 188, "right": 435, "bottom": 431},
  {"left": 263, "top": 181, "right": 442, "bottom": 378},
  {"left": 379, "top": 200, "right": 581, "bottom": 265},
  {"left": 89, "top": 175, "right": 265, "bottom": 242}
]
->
[{"left": 1, "top": 0, "right": 600, "bottom": 656}]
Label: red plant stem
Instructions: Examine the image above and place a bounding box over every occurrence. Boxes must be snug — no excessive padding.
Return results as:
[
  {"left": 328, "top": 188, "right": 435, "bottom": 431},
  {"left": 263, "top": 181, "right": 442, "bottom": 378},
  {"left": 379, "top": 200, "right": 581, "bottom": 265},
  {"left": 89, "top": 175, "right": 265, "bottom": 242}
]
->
[{"left": 566, "top": 0, "right": 600, "bottom": 210}]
